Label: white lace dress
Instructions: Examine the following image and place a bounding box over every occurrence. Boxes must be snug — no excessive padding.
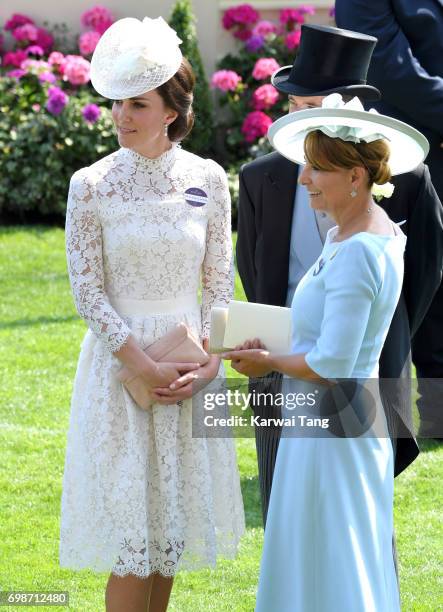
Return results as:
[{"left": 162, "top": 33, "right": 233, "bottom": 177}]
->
[{"left": 59, "top": 144, "right": 245, "bottom": 578}]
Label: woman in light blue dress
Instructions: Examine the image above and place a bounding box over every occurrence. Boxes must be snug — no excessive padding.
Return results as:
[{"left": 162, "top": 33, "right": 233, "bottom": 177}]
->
[{"left": 224, "top": 96, "right": 429, "bottom": 611}]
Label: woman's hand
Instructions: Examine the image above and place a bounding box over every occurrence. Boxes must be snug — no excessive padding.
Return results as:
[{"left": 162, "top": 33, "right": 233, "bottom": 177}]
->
[
  {"left": 222, "top": 338, "right": 273, "bottom": 378},
  {"left": 141, "top": 361, "right": 200, "bottom": 389},
  {"left": 150, "top": 338, "right": 221, "bottom": 405}
]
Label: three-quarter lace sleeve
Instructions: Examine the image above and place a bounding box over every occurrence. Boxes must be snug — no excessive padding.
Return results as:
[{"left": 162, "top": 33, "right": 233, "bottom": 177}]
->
[
  {"left": 65, "top": 169, "right": 131, "bottom": 352},
  {"left": 201, "top": 160, "right": 234, "bottom": 338}
]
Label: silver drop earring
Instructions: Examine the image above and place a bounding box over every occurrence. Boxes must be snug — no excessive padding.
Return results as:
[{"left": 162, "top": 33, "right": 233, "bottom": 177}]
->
[
  {"left": 164, "top": 123, "right": 168, "bottom": 137},
  {"left": 350, "top": 188, "right": 358, "bottom": 198}
]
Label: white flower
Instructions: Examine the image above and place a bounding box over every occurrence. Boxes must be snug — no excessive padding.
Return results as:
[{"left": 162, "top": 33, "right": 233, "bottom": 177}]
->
[
  {"left": 114, "top": 17, "right": 182, "bottom": 81},
  {"left": 371, "top": 182, "right": 395, "bottom": 201}
]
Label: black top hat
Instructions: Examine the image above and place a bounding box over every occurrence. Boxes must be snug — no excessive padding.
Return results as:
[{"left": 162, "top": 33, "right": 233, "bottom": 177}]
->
[{"left": 271, "top": 24, "right": 381, "bottom": 101}]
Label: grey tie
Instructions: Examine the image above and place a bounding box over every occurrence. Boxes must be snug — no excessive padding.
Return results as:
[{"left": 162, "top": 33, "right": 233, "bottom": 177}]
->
[{"left": 314, "top": 210, "right": 336, "bottom": 244}]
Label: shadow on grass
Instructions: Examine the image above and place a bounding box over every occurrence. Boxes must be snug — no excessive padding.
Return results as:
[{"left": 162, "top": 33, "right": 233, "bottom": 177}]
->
[
  {"left": 0, "top": 315, "right": 79, "bottom": 330},
  {"left": 417, "top": 438, "right": 443, "bottom": 453},
  {"left": 240, "top": 475, "right": 263, "bottom": 529}
]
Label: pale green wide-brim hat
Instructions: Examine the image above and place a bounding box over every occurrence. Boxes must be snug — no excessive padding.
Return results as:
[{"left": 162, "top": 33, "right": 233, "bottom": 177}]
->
[{"left": 268, "top": 94, "right": 429, "bottom": 175}]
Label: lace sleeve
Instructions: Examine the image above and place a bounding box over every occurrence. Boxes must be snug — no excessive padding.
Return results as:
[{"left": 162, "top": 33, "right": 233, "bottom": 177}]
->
[
  {"left": 201, "top": 160, "right": 234, "bottom": 338},
  {"left": 65, "top": 169, "right": 132, "bottom": 353}
]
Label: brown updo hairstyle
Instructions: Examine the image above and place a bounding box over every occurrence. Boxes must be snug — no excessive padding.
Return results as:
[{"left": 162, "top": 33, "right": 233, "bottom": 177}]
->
[
  {"left": 156, "top": 57, "right": 195, "bottom": 142},
  {"left": 304, "top": 130, "right": 392, "bottom": 186}
]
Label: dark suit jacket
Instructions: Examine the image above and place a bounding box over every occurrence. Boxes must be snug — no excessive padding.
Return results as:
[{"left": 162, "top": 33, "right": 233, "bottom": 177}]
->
[
  {"left": 335, "top": 0, "right": 443, "bottom": 200},
  {"left": 236, "top": 151, "right": 443, "bottom": 475}
]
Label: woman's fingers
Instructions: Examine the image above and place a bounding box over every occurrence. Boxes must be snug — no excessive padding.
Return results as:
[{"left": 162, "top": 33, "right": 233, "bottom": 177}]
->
[
  {"left": 172, "top": 362, "right": 200, "bottom": 372},
  {"left": 151, "top": 381, "right": 194, "bottom": 403},
  {"left": 170, "top": 371, "right": 199, "bottom": 390}
]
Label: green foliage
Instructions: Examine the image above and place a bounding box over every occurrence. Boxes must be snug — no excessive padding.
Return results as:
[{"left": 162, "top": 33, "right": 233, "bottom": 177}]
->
[
  {"left": 0, "top": 75, "right": 116, "bottom": 222},
  {"left": 169, "top": 0, "right": 214, "bottom": 155}
]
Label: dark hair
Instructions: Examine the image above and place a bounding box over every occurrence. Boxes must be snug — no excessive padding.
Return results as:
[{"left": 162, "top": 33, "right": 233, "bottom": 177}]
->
[
  {"left": 157, "top": 57, "right": 195, "bottom": 142},
  {"left": 304, "top": 130, "right": 392, "bottom": 186}
]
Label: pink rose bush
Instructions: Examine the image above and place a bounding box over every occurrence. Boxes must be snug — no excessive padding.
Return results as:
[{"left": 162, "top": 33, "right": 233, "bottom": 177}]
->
[
  {"left": 81, "top": 5, "right": 114, "bottom": 32},
  {"left": 63, "top": 55, "right": 91, "bottom": 85},
  {"left": 211, "top": 70, "right": 242, "bottom": 92},
  {"left": 213, "top": 3, "right": 336, "bottom": 155},
  {"left": 79, "top": 30, "right": 101, "bottom": 55},
  {"left": 285, "top": 30, "right": 302, "bottom": 51},
  {"left": 0, "top": 6, "right": 108, "bottom": 123},
  {"left": 222, "top": 4, "right": 260, "bottom": 40},
  {"left": 78, "top": 5, "right": 114, "bottom": 55},
  {"left": 252, "top": 84, "right": 279, "bottom": 110},
  {"left": 212, "top": 2, "right": 332, "bottom": 221},
  {"left": 252, "top": 58, "right": 280, "bottom": 80},
  {"left": 241, "top": 111, "right": 273, "bottom": 143}
]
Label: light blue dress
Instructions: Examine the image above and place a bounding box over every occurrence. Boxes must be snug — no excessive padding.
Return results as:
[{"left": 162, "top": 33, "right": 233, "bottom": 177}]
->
[{"left": 255, "top": 227, "right": 406, "bottom": 612}]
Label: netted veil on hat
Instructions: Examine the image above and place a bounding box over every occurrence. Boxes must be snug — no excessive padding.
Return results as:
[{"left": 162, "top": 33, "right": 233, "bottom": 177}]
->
[{"left": 90, "top": 16, "right": 183, "bottom": 100}]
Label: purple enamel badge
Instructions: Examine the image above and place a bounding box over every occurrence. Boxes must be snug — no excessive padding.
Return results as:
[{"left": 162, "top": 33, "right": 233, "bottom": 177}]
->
[{"left": 184, "top": 187, "right": 208, "bottom": 207}]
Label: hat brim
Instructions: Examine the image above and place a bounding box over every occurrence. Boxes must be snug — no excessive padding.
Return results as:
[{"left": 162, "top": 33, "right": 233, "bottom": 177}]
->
[
  {"left": 267, "top": 107, "right": 429, "bottom": 175},
  {"left": 271, "top": 66, "right": 381, "bottom": 101}
]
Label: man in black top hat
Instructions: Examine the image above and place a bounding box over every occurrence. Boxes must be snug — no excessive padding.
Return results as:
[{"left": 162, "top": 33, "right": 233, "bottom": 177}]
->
[{"left": 235, "top": 24, "right": 443, "bottom": 526}]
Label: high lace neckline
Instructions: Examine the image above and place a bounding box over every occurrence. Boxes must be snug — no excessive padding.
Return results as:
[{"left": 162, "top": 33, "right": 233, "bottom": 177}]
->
[{"left": 122, "top": 142, "right": 180, "bottom": 169}]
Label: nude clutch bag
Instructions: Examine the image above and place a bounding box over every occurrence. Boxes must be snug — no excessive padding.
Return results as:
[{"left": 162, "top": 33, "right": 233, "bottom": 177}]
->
[{"left": 116, "top": 323, "right": 210, "bottom": 410}]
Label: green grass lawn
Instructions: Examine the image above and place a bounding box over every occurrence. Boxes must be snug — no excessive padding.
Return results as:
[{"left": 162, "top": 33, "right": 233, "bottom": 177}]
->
[{"left": 0, "top": 226, "right": 441, "bottom": 611}]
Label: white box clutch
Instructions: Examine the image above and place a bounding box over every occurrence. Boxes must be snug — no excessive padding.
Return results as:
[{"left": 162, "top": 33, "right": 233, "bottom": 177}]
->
[{"left": 209, "top": 301, "right": 292, "bottom": 354}]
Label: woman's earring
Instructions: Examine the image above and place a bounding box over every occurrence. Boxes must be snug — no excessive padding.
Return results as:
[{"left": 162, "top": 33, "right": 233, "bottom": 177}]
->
[
  {"left": 350, "top": 188, "right": 358, "bottom": 198},
  {"left": 164, "top": 123, "right": 169, "bottom": 137}
]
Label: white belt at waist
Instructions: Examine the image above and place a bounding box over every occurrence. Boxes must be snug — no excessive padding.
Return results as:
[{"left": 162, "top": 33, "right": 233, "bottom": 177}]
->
[{"left": 110, "top": 294, "right": 199, "bottom": 316}]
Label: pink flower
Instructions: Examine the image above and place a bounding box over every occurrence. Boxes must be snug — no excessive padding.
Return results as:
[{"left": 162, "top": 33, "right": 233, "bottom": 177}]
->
[
  {"left": 78, "top": 30, "right": 101, "bottom": 55},
  {"left": 280, "top": 9, "right": 304, "bottom": 25},
  {"left": 252, "top": 58, "right": 281, "bottom": 80},
  {"left": 4, "top": 13, "right": 34, "bottom": 32},
  {"left": 233, "top": 28, "right": 253, "bottom": 41},
  {"left": 32, "top": 103, "right": 41, "bottom": 112},
  {"left": 222, "top": 4, "right": 260, "bottom": 29},
  {"left": 285, "top": 30, "right": 302, "bottom": 50},
  {"left": 63, "top": 55, "right": 91, "bottom": 85},
  {"left": 241, "top": 111, "right": 273, "bottom": 143},
  {"left": 48, "top": 51, "right": 65, "bottom": 66},
  {"left": 35, "top": 27, "right": 54, "bottom": 53},
  {"left": 81, "top": 5, "right": 114, "bottom": 31},
  {"left": 252, "top": 84, "right": 279, "bottom": 110},
  {"left": 211, "top": 69, "right": 242, "bottom": 92},
  {"left": 298, "top": 5, "right": 316, "bottom": 15},
  {"left": 39, "top": 71, "right": 57, "bottom": 84},
  {"left": 25, "top": 45, "right": 44, "bottom": 56},
  {"left": 3, "top": 50, "right": 28, "bottom": 67},
  {"left": 252, "top": 20, "right": 277, "bottom": 38},
  {"left": 94, "top": 19, "right": 113, "bottom": 35},
  {"left": 6, "top": 69, "right": 26, "bottom": 79},
  {"left": 12, "top": 23, "right": 39, "bottom": 43}
]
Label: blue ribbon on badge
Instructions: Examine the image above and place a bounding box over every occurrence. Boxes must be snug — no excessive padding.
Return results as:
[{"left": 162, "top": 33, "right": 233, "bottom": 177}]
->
[{"left": 185, "top": 187, "right": 208, "bottom": 207}]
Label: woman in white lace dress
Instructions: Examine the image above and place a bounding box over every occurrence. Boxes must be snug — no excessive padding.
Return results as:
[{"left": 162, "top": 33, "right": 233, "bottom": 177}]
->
[{"left": 60, "top": 17, "right": 245, "bottom": 612}]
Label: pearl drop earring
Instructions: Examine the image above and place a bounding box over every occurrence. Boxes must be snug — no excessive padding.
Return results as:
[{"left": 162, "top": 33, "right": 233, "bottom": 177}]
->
[{"left": 164, "top": 123, "right": 168, "bottom": 137}]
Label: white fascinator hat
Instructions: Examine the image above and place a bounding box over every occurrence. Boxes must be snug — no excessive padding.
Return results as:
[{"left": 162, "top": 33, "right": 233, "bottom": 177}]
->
[
  {"left": 268, "top": 94, "right": 429, "bottom": 175},
  {"left": 90, "top": 16, "right": 183, "bottom": 100}
]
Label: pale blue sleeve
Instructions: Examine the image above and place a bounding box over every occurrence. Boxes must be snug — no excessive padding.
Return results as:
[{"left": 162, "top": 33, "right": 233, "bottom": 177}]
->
[{"left": 305, "top": 240, "right": 381, "bottom": 378}]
